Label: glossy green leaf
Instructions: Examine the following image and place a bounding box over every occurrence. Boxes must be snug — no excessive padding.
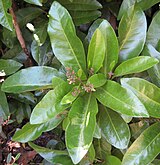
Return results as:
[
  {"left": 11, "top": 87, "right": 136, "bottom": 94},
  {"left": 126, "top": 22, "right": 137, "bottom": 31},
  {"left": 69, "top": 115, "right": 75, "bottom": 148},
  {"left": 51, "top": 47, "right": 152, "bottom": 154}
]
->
[
  {"left": 121, "top": 78, "right": 160, "bottom": 118},
  {"left": 94, "top": 80, "right": 148, "bottom": 117},
  {"left": 98, "top": 20, "right": 119, "bottom": 75},
  {"left": 142, "top": 44, "right": 160, "bottom": 87},
  {"left": 0, "top": 0, "right": 13, "bottom": 31},
  {"left": 66, "top": 94, "right": 98, "bottom": 164},
  {"left": 87, "top": 29, "right": 105, "bottom": 73},
  {"left": 28, "top": 142, "right": 73, "bottom": 165},
  {"left": 13, "top": 113, "right": 66, "bottom": 143},
  {"left": 58, "top": 0, "right": 102, "bottom": 25},
  {"left": 48, "top": 1, "right": 86, "bottom": 79},
  {"left": 118, "top": 6, "right": 147, "bottom": 62},
  {"left": 106, "top": 155, "right": 121, "bottom": 165},
  {"left": 24, "top": 0, "right": 42, "bottom": 6},
  {"left": 30, "top": 82, "right": 72, "bottom": 124},
  {"left": 122, "top": 122, "right": 160, "bottom": 165},
  {"left": 0, "top": 59, "right": 22, "bottom": 76},
  {"left": 93, "top": 123, "right": 101, "bottom": 139},
  {"left": 99, "top": 106, "right": 130, "bottom": 149},
  {"left": 1, "top": 66, "right": 63, "bottom": 93},
  {"left": 87, "top": 73, "right": 106, "bottom": 88},
  {"left": 114, "top": 56, "right": 158, "bottom": 77},
  {"left": 0, "top": 85, "right": 10, "bottom": 120},
  {"left": 61, "top": 86, "right": 80, "bottom": 105}
]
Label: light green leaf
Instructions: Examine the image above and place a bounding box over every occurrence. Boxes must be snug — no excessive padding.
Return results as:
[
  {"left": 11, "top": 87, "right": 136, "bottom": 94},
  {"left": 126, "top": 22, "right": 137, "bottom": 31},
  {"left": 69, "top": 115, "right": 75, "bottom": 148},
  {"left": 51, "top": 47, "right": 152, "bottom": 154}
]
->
[
  {"left": 118, "top": 6, "right": 147, "bottom": 62},
  {"left": 87, "top": 73, "right": 106, "bottom": 88},
  {"left": 114, "top": 56, "right": 158, "bottom": 77},
  {"left": 0, "top": 0, "right": 13, "bottom": 31},
  {"left": 28, "top": 142, "right": 73, "bottom": 165},
  {"left": 0, "top": 85, "right": 10, "bottom": 120},
  {"left": 30, "top": 82, "right": 72, "bottom": 124},
  {"left": 12, "top": 113, "right": 66, "bottom": 143},
  {"left": 24, "top": 0, "right": 43, "bottom": 6},
  {"left": 122, "top": 122, "right": 160, "bottom": 165},
  {"left": 106, "top": 155, "right": 121, "bottom": 165},
  {"left": 87, "top": 29, "right": 105, "bottom": 73},
  {"left": 0, "top": 59, "right": 22, "bottom": 76},
  {"left": 94, "top": 80, "right": 148, "bottom": 117},
  {"left": 58, "top": 0, "right": 102, "bottom": 25},
  {"left": 48, "top": 1, "right": 86, "bottom": 79},
  {"left": 1, "top": 66, "right": 63, "bottom": 93},
  {"left": 121, "top": 78, "right": 160, "bottom": 118},
  {"left": 99, "top": 106, "right": 130, "bottom": 149},
  {"left": 66, "top": 94, "right": 98, "bottom": 164},
  {"left": 98, "top": 20, "right": 119, "bottom": 76}
]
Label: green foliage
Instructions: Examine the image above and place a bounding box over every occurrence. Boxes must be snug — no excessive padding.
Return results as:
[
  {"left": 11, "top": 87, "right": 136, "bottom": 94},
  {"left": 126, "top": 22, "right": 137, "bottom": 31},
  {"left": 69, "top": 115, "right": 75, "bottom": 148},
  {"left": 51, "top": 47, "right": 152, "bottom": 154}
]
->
[{"left": 1, "top": 0, "right": 160, "bottom": 164}]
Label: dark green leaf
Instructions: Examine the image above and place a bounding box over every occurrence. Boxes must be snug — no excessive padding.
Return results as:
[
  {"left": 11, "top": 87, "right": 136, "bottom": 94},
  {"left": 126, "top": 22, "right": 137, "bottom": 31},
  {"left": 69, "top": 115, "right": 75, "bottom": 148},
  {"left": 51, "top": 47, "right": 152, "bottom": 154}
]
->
[
  {"left": 114, "top": 56, "right": 158, "bottom": 77},
  {"left": 28, "top": 142, "right": 73, "bottom": 165},
  {"left": 118, "top": 6, "right": 147, "bottom": 62},
  {"left": 0, "top": 59, "right": 22, "bottom": 76},
  {"left": 48, "top": 1, "right": 86, "bottom": 79},
  {"left": 1, "top": 66, "right": 63, "bottom": 93},
  {"left": 98, "top": 20, "right": 119, "bottom": 76},
  {"left": 121, "top": 78, "right": 160, "bottom": 118},
  {"left": 0, "top": 0, "right": 13, "bottom": 30},
  {"left": 30, "top": 82, "right": 72, "bottom": 124},
  {"left": 66, "top": 94, "right": 98, "bottom": 164},
  {"left": 87, "top": 29, "right": 105, "bottom": 73},
  {"left": 94, "top": 80, "right": 148, "bottom": 117},
  {"left": 99, "top": 106, "right": 130, "bottom": 149},
  {"left": 13, "top": 113, "right": 66, "bottom": 143},
  {"left": 24, "top": 0, "right": 43, "bottom": 6},
  {"left": 122, "top": 122, "right": 160, "bottom": 165}
]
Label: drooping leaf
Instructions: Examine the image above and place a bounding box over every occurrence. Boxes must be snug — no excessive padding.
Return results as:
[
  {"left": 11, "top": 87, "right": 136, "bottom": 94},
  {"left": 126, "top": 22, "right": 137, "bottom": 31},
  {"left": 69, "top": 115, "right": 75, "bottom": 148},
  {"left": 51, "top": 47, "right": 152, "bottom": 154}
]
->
[
  {"left": 94, "top": 80, "right": 148, "bottom": 117},
  {"left": 30, "top": 82, "right": 72, "bottom": 124},
  {"left": 24, "top": 0, "right": 43, "bottom": 6},
  {"left": 87, "top": 73, "right": 106, "bottom": 88},
  {"left": 87, "top": 29, "right": 105, "bottom": 73},
  {"left": 0, "top": 85, "right": 10, "bottom": 120},
  {"left": 0, "top": 0, "right": 13, "bottom": 31},
  {"left": 118, "top": 6, "right": 147, "bottom": 62},
  {"left": 0, "top": 59, "right": 22, "bottom": 76},
  {"left": 1, "top": 66, "right": 63, "bottom": 93},
  {"left": 28, "top": 142, "right": 73, "bottom": 165},
  {"left": 121, "top": 78, "right": 160, "bottom": 118},
  {"left": 58, "top": 0, "right": 102, "bottom": 25},
  {"left": 122, "top": 122, "right": 160, "bottom": 165},
  {"left": 13, "top": 113, "right": 66, "bottom": 143},
  {"left": 99, "top": 106, "right": 130, "bottom": 149},
  {"left": 142, "top": 44, "right": 160, "bottom": 87},
  {"left": 66, "top": 94, "right": 98, "bottom": 164},
  {"left": 114, "top": 56, "right": 158, "bottom": 77},
  {"left": 98, "top": 20, "right": 119, "bottom": 76},
  {"left": 48, "top": 1, "right": 86, "bottom": 79}
]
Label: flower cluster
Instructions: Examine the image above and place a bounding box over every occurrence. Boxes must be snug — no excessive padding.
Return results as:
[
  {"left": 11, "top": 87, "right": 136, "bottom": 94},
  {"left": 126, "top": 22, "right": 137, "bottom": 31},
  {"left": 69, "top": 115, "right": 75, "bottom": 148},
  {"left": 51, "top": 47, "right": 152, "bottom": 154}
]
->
[
  {"left": 66, "top": 67, "right": 77, "bottom": 84},
  {"left": 82, "top": 83, "right": 96, "bottom": 93}
]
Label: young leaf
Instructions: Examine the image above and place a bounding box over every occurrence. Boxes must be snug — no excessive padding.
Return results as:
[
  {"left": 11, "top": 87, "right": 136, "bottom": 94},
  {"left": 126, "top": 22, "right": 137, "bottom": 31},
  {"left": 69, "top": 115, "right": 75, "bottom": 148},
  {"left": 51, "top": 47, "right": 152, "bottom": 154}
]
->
[
  {"left": 13, "top": 113, "right": 66, "bottom": 143},
  {"left": 99, "top": 106, "right": 130, "bottom": 149},
  {"left": 98, "top": 20, "right": 119, "bottom": 76},
  {"left": 87, "top": 29, "right": 105, "bottom": 73},
  {"left": 114, "top": 56, "right": 158, "bottom": 77},
  {"left": 106, "top": 155, "right": 121, "bottom": 165},
  {"left": 87, "top": 73, "right": 106, "bottom": 88},
  {"left": 28, "top": 142, "right": 73, "bottom": 165},
  {"left": 0, "top": 0, "right": 13, "bottom": 31},
  {"left": 1, "top": 66, "right": 63, "bottom": 93},
  {"left": 48, "top": 1, "right": 86, "bottom": 79},
  {"left": 0, "top": 59, "right": 22, "bottom": 76},
  {"left": 118, "top": 6, "right": 147, "bottom": 62},
  {"left": 0, "top": 85, "right": 10, "bottom": 120},
  {"left": 122, "top": 122, "right": 160, "bottom": 165},
  {"left": 24, "top": 0, "right": 42, "bottom": 6},
  {"left": 30, "top": 82, "right": 72, "bottom": 124},
  {"left": 121, "top": 78, "right": 160, "bottom": 118},
  {"left": 94, "top": 80, "right": 148, "bottom": 117},
  {"left": 66, "top": 94, "right": 98, "bottom": 164}
]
